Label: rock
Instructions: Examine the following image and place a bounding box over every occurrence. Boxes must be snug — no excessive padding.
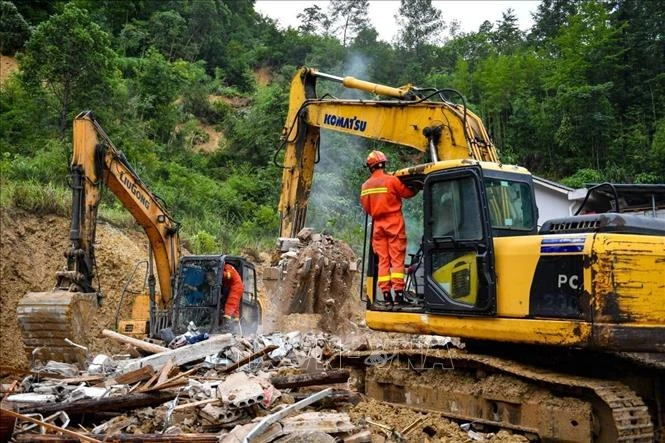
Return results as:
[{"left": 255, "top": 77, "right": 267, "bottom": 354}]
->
[
  {"left": 296, "top": 228, "right": 314, "bottom": 242},
  {"left": 278, "top": 237, "right": 300, "bottom": 252}
]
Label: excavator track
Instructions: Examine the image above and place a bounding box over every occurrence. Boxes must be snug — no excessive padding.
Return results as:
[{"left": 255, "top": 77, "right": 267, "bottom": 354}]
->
[{"left": 335, "top": 349, "right": 654, "bottom": 442}]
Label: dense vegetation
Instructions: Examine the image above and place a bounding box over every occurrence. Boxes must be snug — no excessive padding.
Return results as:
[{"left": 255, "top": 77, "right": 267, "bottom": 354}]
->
[{"left": 1, "top": 0, "right": 663, "bottom": 254}]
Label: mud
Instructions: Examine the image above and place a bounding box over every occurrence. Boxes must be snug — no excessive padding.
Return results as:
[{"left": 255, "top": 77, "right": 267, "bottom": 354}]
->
[
  {"left": 1, "top": 209, "right": 151, "bottom": 368},
  {"left": 349, "top": 399, "right": 528, "bottom": 442}
]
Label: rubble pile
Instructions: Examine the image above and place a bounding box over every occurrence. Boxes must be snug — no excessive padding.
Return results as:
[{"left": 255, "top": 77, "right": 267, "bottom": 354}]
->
[
  {"left": 263, "top": 228, "right": 363, "bottom": 335},
  {"left": 0, "top": 328, "right": 530, "bottom": 442},
  {"left": 0, "top": 330, "right": 367, "bottom": 442}
]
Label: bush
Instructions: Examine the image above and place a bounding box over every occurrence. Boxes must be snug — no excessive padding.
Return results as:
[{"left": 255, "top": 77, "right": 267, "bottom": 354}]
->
[
  {"left": 11, "top": 180, "right": 70, "bottom": 215},
  {"left": 189, "top": 230, "right": 219, "bottom": 254}
]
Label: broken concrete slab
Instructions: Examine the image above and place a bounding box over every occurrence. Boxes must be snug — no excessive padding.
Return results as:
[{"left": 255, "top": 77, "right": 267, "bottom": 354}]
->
[
  {"left": 216, "top": 372, "right": 265, "bottom": 409},
  {"left": 274, "top": 431, "right": 336, "bottom": 443},
  {"left": 280, "top": 412, "right": 356, "bottom": 435},
  {"left": 118, "top": 334, "right": 235, "bottom": 374}
]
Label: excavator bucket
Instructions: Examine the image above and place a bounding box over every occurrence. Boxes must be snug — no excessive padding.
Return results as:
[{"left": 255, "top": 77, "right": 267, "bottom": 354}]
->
[{"left": 17, "top": 290, "right": 97, "bottom": 365}]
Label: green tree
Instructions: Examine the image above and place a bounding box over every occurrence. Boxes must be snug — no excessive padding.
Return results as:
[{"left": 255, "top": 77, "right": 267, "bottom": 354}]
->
[
  {"left": 328, "top": 0, "right": 369, "bottom": 47},
  {"left": 296, "top": 5, "right": 330, "bottom": 36},
  {"left": 0, "top": 1, "right": 31, "bottom": 55},
  {"left": 491, "top": 9, "right": 523, "bottom": 54},
  {"left": 395, "top": 0, "right": 445, "bottom": 55},
  {"left": 19, "top": 4, "right": 116, "bottom": 134}
]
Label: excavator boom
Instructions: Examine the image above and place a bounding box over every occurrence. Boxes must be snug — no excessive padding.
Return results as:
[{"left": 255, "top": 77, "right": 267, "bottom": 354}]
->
[
  {"left": 17, "top": 112, "right": 181, "bottom": 363},
  {"left": 278, "top": 66, "right": 498, "bottom": 237}
]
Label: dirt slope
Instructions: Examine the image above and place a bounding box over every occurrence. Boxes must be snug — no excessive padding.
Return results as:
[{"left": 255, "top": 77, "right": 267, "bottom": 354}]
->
[{"left": 0, "top": 210, "right": 150, "bottom": 368}]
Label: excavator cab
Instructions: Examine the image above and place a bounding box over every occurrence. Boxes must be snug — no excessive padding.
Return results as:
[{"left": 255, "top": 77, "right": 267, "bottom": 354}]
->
[
  {"left": 171, "top": 255, "right": 261, "bottom": 335},
  {"left": 365, "top": 161, "right": 538, "bottom": 314}
]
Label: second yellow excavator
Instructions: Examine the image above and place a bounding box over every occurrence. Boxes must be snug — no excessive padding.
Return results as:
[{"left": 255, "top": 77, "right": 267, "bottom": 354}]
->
[
  {"left": 17, "top": 112, "right": 263, "bottom": 364},
  {"left": 278, "top": 67, "right": 665, "bottom": 441}
]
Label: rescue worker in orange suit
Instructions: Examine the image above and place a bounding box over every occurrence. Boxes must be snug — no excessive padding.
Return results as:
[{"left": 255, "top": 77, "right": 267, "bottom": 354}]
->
[
  {"left": 360, "top": 150, "right": 417, "bottom": 308},
  {"left": 220, "top": 263, "right": 243, "bottom": 332}
]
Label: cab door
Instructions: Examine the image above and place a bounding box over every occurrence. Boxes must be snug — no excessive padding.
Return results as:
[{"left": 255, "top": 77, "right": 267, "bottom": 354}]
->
[{"left": 423, "top": 167, "right": 496, "bottom": 314}]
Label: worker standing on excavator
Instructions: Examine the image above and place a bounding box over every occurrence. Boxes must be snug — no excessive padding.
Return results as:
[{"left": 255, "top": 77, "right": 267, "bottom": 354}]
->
[
  {"left": 360, "top": 150, "right": 417, "bottom": 308},
  {"left": 221, "top": 263, "right": 243, "bottom": 332}
]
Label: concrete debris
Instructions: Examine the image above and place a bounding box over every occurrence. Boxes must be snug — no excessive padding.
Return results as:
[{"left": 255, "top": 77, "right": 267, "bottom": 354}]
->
[
  {"left": 217, "top": 372, "right": 266, "bottom": 409},
  {"left": 2, "top": 326, "right": 484, "bottom": 442}
]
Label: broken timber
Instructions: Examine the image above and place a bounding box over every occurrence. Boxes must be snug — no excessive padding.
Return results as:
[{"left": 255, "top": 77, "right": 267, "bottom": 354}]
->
[
  {"left": 18, "top": 391, "right": 176, "bottom": 415},
  {"left": 102, "top": 329, "right": 168, "bottom": 354},
  {"left": 269, "top": 369, "right": 349, "bottom": 389},
  {"left": 0, "top": 408, "right": 101, "bottom": 443},
  {"left": 13, "top": 433, "right": 219, "bottom": 442}
]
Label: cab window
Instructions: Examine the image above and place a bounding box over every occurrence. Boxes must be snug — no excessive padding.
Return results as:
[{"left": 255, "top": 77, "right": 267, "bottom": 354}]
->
[
  {"left": 430, "top": 177, "right": 482, "bottom": 241},
  {"left": 484, "top": 179, "right": 534, "bottom": 230}
]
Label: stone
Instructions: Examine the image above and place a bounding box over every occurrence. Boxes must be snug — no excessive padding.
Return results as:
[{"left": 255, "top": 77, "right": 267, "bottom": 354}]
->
[
  {"left": 278, "top": 237, "right": 300, "bottom": 252},
  {"left": 296, "top": 228, "right": 314, "bottom": 242}
]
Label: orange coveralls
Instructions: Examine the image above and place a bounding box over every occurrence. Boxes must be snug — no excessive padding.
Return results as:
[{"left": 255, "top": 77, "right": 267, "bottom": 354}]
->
[
  {"left": 222, "top": 263, "right": 243, "bottom": 318},
  {"left": 360, "top": 169, "right": 416, "bottom": 293}
]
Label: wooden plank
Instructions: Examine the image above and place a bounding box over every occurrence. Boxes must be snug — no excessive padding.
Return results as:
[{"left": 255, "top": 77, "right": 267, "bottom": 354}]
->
[
  {"left": 96, "top": 365, "right": 155, "bottom": 388},
  {"left": 140, "top": 364, "right": 201, "bottom": 393},
  {"left": 102, "top": 329, "right": 168, "bottom": 355},
  {"left": 269, "top": 369, "right": 349, "bottom": 389},
  {"left": 13, "top": 433, "right": 219, "bottom": 442},
  {"left": 0, "top": 407, "right": 101, "bottom": 443},
  {"left": 173, "top": 398, "right": 220, "bottom": 411},
  {"left": 17, "top": 391, "right": 176, "bottom": 415},
  {"left": 118, "top": 334, "right": 235, "bottom": 374},
  {"left": 156, "top": 359, "right": 175, "bottom": 386}
]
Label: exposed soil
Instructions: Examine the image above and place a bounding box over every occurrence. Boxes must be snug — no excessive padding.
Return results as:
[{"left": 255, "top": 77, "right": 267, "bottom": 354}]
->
[
  {"left": 208, "top": 94, "right": 252, "bottom": 109},
  {"left": 254, "top": 66, "right": 271, "bottom": 87},
  {"left": 0, "top": 55, "right": 18, "bottom": 86},
  {"left": 193, "top": 122, "right": 225, "bottom": 153},
  {"left": 349, "top": 398, "right": 528, "bottom": 442},
  {"left": 0, "top": 209, "right": 151, "bottom": 368}
]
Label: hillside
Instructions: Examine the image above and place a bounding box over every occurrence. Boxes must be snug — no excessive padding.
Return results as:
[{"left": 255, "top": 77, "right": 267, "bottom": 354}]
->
[{"left": 0, "top": 210, "right": 151, "bottom": 368}]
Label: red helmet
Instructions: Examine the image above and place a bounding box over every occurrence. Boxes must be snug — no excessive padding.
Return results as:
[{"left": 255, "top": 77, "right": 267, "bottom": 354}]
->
[{"left": 366, "top": 150, "right": 387, "bottom": 168}]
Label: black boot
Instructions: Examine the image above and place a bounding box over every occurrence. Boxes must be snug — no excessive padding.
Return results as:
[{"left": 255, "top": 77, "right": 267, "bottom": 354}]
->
[
  {"left": 393, "top": 290, "right": 421, "bottom": 312},
  {"left": 375, "top": 291, "right": 393, "bottom": 311}
]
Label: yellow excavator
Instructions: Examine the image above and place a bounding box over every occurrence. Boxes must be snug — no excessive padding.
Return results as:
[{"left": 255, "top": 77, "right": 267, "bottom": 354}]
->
[
  {"left": 279, "top": 67, "right": 665, "bottom": 441},
  {"left": 17, "top": 112, "right": 263, "bottom": 364}
]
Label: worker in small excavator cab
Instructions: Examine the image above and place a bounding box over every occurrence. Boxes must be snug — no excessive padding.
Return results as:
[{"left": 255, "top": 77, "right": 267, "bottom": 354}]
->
[
  {"left": 220, "top": 263, "right": 243, "bottom": 332},
  {"left": 360, "top": 150, "right": 418, "bottom": 309}
]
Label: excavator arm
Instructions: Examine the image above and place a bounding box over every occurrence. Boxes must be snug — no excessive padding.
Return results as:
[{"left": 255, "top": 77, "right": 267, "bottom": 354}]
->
[
  {"left": 67, "top": 111, "right": 180, "bottom": 306},
  {"left": 278, "top": 66, "right": 499, "bottom": 237},
  {"left": 18, "top": 112, "right": 180, "bottom": 363}
]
